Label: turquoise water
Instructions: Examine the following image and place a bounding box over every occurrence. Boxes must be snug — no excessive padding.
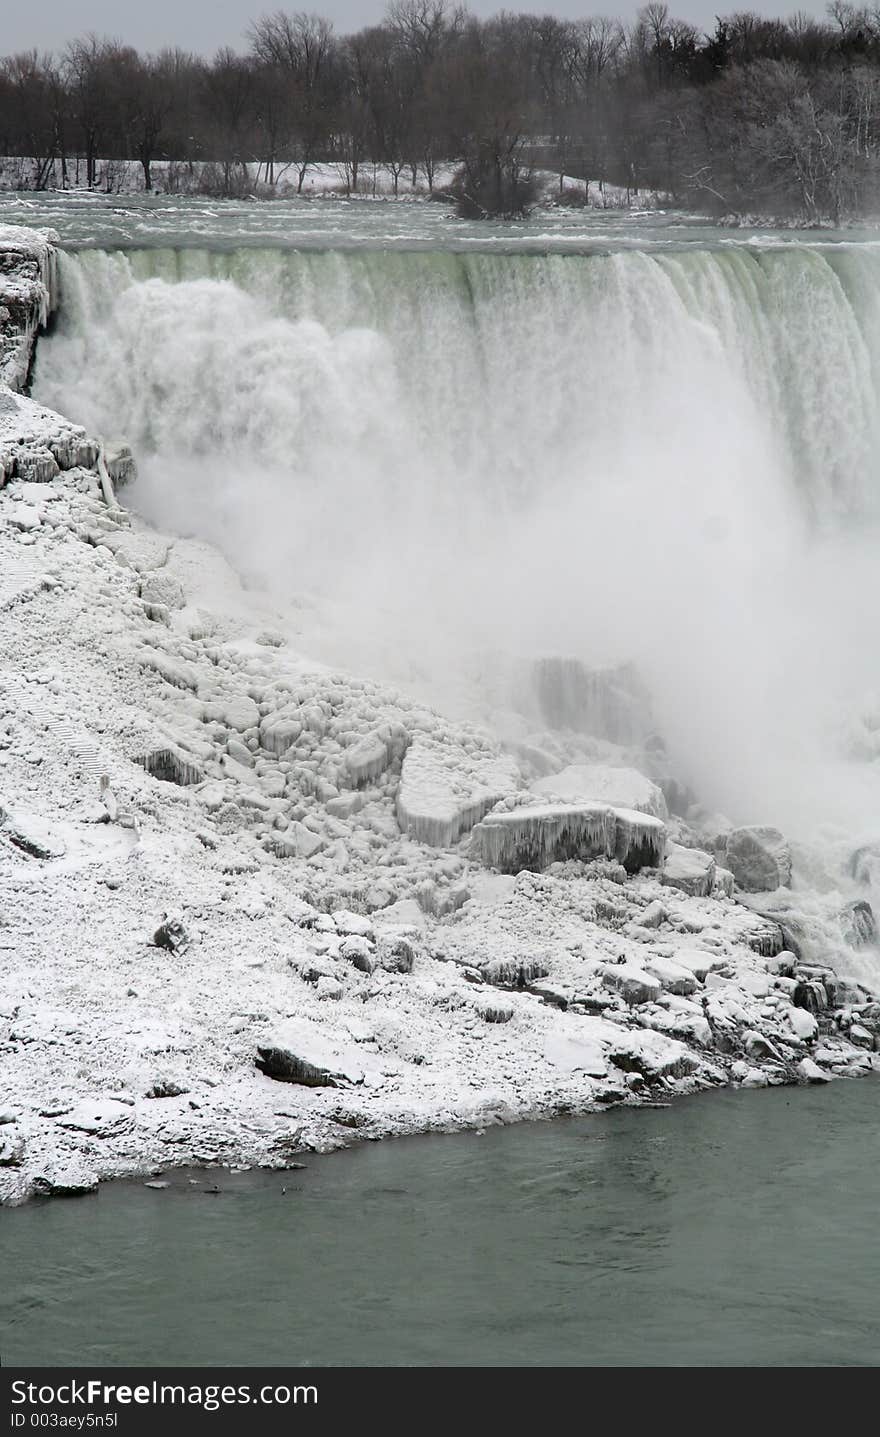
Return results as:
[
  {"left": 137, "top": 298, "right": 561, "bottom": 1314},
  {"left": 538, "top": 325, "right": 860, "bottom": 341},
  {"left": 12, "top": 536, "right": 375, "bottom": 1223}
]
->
[{"left": 2, "top": 1078, "right": 878, "bottom": 1368}]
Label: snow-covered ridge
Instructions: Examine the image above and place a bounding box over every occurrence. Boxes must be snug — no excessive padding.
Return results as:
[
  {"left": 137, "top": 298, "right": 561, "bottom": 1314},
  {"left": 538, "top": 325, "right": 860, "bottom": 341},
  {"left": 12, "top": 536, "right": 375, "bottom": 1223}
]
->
[{"left": 1, "top": 222, "right": 879, "bottom": 1204}]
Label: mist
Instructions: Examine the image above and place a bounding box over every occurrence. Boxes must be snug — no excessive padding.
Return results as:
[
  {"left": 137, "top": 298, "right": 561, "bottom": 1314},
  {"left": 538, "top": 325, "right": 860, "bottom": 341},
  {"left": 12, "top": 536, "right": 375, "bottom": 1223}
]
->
[{"left": 33, "top": 241, "right": 880, "bottom": 844}]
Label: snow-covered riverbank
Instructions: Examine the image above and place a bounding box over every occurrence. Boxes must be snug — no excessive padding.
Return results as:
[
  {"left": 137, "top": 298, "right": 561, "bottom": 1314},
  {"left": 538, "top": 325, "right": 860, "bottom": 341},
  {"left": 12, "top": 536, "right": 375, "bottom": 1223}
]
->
[{"left": 1, "top": 223, "right": 879, "bottom": 1205}]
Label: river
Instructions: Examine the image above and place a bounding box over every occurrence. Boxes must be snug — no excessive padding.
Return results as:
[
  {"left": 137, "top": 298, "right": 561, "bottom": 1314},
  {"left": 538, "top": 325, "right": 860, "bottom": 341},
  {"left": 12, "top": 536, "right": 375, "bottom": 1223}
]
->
[{"left": 2, "top": 1078, "right": 878, "bottom": 1367}]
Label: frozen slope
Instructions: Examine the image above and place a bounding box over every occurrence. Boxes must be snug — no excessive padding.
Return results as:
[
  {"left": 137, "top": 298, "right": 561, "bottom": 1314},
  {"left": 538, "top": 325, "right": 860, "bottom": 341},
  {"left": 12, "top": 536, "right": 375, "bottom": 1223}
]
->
[{"left": 2, "top": 459, "right": 878, "bottom": 1202}]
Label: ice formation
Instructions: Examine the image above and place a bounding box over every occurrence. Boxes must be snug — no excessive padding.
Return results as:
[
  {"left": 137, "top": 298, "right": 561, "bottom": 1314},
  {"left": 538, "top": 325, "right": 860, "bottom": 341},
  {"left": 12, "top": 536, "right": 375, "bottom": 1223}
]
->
[
  {"left": 396, "top": 733, "right": 521, "bottom": 847},
  {"left": 530, "top": 763, "right": 668, "bottom": 818},
  {"left": 471, "top": 802, "right": 666, "bottom": 875}
]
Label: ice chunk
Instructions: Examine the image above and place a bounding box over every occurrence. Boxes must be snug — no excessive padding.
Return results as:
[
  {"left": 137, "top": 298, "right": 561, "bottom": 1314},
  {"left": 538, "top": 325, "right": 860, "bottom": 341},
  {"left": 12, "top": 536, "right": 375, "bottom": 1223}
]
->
[
  {"left": 611, "top": 808, "right": 667, "bottom": 873},
  {"left": 343, "top": 725, "right": 408, "bottom": 787},
  {"left": 471, "top": 802, "right": 665, "bottom": 875},
  {"left": 471, "top": 803, "right": 614, "bottom": 873},
  {"left": 531, "top": 763, "right": 667, "bottom": 818},
  {"left": 396, "top": 733, "right": 519, "bottom": 847}
]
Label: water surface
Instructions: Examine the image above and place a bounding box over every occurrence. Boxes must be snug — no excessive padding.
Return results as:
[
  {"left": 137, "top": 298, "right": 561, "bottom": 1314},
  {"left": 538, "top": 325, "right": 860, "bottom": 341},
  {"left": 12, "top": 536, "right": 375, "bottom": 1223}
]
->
[{"left": 3, "top": 1079, "right": 878, "bottom": 1367}]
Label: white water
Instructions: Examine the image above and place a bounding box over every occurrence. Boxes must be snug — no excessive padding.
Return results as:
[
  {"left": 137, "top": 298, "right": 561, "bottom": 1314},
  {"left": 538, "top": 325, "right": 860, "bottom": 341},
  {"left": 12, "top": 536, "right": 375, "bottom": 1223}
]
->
[{"left": 33, "top": 241, "right": 880, "bottom": 846}]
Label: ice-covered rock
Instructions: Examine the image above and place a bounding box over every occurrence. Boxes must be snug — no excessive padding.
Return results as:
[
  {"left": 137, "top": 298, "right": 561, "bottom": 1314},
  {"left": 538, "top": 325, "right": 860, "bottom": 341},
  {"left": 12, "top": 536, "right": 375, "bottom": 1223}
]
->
[
  {"left": 601, "top": 963, "right": 662, "bottom": 1005},
  {"left": 660, "top": 843, "right": 716, "bottom": 898},
  {"left": 0, "top": 1130, "right": 25, "bottom": 1166},
  {"left": 0, "top": 800, "right": 66, "bottom": 859},
  {"left": 396, "top": 733, "right": 519, "bottom": 847},
  {"left": 378, "top": 934, "right": 417, "bottom": 974},
  {"left": 258, "top": 708, "right": 303, "bottom": 757},
  {"left": 255, "top": 1021, "right": 375, "bottom": 1087},
  {"left": 103, "top": 440, "right": 137, "bottom": 487},
  {"left": 608, "top": 1031, "right": 699, "bottom": 1080},
  {"left": 332, "top": 910, "right": 374, "bottom": 938},
  {"left": 58, "top": 1099, "right": 135, "bottom": 1137},
  {"left": 612, "top": 808, "right": 666, "bottom": 873},
  {"left": 786, "top": 1006, "right": 819, "bottom": 1042},
  {"left": 472, "top": 803, "right": 613, "bottom": 872},
  {"left": 471, "top": 802, "right": 665, "bottom": 875},
  {"left": 343, "top": 726, "right": 408, "bottom": 787},
  {"left": 0, "top": 224, "right": 57, "bottom": 390},
  {"left": 717, "top": 826, "right": 792, "bottom": 892},
  {"left": 542, "top": 1032, "right": 608, "bottom": 1077},
  {"left": 644, "top": 955, "right": 699, "bottom": 996},
  {"left": 31, "top": 1160, "right": 99, "bottom": 1197},
  {"left": 530, "top": 763, "right": 668, "bottom": 818},
  {"left": 221, "top": 695, "right": 260, "bottom": 733},
  {"left": 339, "top": 936, "right": 377, "bottom": 973},
  {"left": 268, "top": 821, "right": 324, "bottom": 859}
]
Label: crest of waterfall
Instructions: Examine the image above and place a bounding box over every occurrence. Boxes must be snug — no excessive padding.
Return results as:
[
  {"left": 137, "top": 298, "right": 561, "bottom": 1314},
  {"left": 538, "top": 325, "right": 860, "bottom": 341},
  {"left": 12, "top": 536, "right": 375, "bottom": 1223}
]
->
[{"left": 32, "top": 241, "right": 880, "bottom": 844}]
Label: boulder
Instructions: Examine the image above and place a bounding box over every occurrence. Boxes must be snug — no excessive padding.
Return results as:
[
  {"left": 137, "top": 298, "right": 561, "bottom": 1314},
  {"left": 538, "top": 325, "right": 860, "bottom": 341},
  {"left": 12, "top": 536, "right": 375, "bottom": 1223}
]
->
[
  {"left": 49, "top": 432, "right": 99, "bottom": 471},
  {"left": 378, "top": 935, "right": 417, "bottom": 974},
  {"left": 104, "top": 440, "right": 137, "bottom": 487},
  {"left": 787, "top": 1006, "right": 818, "bottom": 1042},
  {"left": 660, "top": 843, "right": 716, "bottom": 898},
  {"left": 472, "top": 802, "right": 611, "bottom": 871},
  {"left": 601, "top": 963, "right": 662, "bottom": 1006},
  {"left": 608, "top": 1030, "right": 699, "bottom": 1080},
  {"left": 0, "top": 1130, "right": 25, "bottom": 1166},
  {"left": 718, "top": 826, "right": 792, "bottom": 892},
  {"left": 31, "top": 1160, "right": 99, "bottom": 1197},
  {"left": 221, "top": 695, "right": 260, "bottom": 733},
  {"left": 339, "top": 936, "right": 377, "bottom": 973},
  {"left": 255, "top": 1021, "right": 375, "bottom": 1087},
  {"left": 644, "top": 954, "right": 699, "bottom": 996}
]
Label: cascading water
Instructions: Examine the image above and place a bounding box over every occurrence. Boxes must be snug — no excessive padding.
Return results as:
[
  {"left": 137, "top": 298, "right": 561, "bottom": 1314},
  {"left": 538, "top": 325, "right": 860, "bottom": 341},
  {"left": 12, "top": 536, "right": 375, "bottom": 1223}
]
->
[{"left": 32, "top": 241, "right": 880, "bottom": 871}]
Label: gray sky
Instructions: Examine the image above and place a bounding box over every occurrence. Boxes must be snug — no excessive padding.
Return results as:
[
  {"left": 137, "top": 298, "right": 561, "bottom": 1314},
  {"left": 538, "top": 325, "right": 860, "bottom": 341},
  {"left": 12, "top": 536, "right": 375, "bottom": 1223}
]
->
[{"left": 2, "top": 0, "right": 836, "bottom": 58}]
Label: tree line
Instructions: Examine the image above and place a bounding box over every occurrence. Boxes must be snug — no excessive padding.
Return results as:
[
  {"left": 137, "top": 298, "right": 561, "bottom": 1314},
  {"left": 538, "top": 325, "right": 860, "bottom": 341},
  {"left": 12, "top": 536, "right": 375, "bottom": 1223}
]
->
[{"left": 3, "top": 1, "right": 880, "bottom": 220}]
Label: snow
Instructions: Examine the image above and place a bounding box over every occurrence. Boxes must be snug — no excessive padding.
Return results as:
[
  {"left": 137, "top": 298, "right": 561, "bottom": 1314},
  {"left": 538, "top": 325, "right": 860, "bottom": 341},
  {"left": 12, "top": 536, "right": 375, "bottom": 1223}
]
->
[
  {"left": 531, "top": 762, "right": 668, "bottom": 817},
  {"left": 0, "top": 221, "right": 878, "bottom": 1205}
]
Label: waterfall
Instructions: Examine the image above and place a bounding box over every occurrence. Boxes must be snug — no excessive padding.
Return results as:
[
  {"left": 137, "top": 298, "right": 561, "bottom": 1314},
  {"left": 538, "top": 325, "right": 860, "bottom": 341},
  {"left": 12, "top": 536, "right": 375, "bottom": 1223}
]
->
[{"left": 31, "top": 241, "right": 880, "bottom": 840}]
